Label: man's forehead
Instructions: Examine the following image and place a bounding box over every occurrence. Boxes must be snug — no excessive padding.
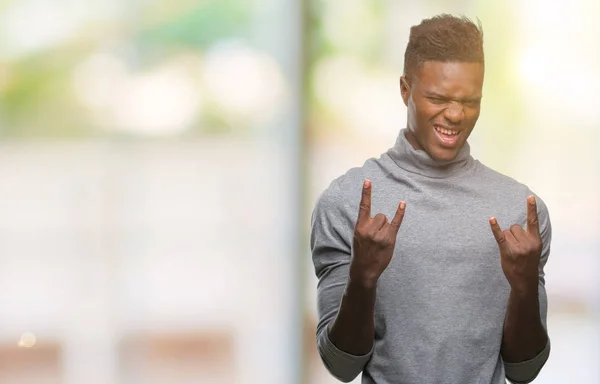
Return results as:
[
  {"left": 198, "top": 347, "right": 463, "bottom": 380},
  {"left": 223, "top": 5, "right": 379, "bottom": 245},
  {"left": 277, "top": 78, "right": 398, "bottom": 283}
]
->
[{"left": 413, "top": 61, "right": 484, "bottom": 93}]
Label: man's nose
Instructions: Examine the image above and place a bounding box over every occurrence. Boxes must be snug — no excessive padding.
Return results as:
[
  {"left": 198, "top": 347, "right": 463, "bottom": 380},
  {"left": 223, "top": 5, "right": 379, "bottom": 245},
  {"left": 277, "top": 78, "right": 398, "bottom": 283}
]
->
[{"left": 444, "top": 102, "right": 464, "bottom": 124}]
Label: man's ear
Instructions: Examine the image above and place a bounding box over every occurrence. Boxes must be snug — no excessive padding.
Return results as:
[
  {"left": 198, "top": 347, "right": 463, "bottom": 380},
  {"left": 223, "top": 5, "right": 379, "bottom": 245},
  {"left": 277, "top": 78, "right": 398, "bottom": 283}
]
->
[{"left": 400, "top": 76, "right": 410, "bottom": 106}]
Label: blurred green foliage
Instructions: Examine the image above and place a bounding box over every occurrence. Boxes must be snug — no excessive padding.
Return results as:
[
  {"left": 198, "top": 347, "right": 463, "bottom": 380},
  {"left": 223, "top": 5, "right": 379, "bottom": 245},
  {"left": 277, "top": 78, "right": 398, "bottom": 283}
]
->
[
  {"left": 137, "top": 0, "right": 252, "bottom": 52},
  {"left": 0, "top": 0, "right": 253, "bottom": 139}
]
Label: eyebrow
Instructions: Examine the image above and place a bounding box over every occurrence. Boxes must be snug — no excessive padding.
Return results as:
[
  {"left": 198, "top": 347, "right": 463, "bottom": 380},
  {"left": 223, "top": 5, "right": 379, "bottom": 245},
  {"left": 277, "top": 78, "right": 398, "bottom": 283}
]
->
[
  {"left": 424, "top": 92, "right": 482, "bottom": 102},
  {"left": 423, "top": 91, "right": 449, "bottom": 99}
]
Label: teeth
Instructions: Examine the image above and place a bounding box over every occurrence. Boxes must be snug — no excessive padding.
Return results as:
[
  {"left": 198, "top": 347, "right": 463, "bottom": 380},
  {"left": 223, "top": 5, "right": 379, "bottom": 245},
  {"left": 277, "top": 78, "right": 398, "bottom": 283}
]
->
[{"left": 435, "top": 126, "right": 458, "bottom": 136}]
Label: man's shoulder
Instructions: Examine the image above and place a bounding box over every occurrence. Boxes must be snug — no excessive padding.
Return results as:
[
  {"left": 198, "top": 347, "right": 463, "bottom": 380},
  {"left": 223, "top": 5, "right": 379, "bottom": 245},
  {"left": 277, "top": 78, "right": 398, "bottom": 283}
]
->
[
  {"left": 323, "top": 155, "right": 381, "bottom": 191},
  {"left": 314, "top": 168, "right": 361, "bottom": 212},
  {"left": 474, "top": 161, "right": 548, "bottom": 211},
  {"left": 313, "top": 158, "right": 382, "bottom": 215},
  {"left": 475, "top": 160, "right": 531, "bottom": 194}
]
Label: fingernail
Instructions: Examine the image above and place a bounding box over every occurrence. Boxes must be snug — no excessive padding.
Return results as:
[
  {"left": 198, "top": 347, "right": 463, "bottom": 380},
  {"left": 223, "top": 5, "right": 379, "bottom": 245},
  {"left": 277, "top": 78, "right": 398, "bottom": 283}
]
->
[
  {"left": 490, "top": 217, "right": 497, "bottom": 225},
  {"left": 400, "top": 201, "right": 406, "bottom": 209},
  {"left": 528, "top": 195, "right": 535, "bottom": 204},
  {"left": 364, "top": 180, "right": 370, "bottom": 188}
]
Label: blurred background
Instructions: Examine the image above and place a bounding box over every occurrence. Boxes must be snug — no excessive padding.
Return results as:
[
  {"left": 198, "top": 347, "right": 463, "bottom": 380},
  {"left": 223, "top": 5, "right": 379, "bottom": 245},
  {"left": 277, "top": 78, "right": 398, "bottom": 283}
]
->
[{"left": 0, "top": 0, "right": 597, "bottom": 383}]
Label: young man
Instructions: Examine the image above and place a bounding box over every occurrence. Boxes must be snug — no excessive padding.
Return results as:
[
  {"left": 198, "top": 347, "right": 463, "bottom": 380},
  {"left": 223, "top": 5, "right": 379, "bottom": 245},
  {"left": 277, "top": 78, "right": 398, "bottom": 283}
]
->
[{"left": 310, "top": 15, "right": 551, "bottom": 384}]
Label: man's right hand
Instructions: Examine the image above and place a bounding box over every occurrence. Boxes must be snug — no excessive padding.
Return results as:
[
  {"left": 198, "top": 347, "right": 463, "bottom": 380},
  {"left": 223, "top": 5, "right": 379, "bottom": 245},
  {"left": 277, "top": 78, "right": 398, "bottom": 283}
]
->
[{"left": 349, "top": 179, "right": 407, "bottom": 286}]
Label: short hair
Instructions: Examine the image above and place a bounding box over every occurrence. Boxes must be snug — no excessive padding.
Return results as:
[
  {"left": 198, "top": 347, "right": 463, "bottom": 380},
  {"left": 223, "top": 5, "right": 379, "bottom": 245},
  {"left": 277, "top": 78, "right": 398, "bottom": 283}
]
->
[{"left": 403, "top": 14, "right": 484, "bottom": 80}]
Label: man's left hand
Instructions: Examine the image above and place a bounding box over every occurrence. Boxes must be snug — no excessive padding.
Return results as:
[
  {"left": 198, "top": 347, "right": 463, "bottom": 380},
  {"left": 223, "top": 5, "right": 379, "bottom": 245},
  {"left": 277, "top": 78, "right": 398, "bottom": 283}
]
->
[{"left": 489, "top": 196, "right": 543, "bottom": 293}]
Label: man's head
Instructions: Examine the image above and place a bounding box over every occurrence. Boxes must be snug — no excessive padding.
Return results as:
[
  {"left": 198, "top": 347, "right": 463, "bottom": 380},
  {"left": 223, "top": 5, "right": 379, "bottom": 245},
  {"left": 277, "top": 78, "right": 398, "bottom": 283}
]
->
[{"left": 400, "top": 14, "right": 484, "bottom": 162}]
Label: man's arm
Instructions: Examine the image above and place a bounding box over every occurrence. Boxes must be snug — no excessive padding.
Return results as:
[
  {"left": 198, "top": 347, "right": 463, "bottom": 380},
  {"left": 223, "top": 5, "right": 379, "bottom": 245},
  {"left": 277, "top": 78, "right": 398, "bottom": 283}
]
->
[
  {"left": 311, "top": 183, "right": 373, "bottom": 383},
  {"left": 311, "top": 180, "right": 405, "bottom": 382},
  {"left": 501, "top": 281, "right": 550, "bottom": 384},
  {"left": 490, "top": 194, "right": 552, "bottom": 384},
  {"left": 328, "top": 277, "right": 377, "bottom": 356},
  {"left": 316, "top": 275, "right": 378, "bottom": 383},
  {"left": 501, "top": 285, "right": 548, "bottom": 362}
]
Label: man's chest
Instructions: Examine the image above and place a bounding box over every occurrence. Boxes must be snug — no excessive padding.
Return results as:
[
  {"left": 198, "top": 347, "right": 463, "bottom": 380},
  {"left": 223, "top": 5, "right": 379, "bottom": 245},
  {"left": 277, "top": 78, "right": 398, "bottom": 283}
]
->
[{"left": 373, "top": 201, "right": 519, "bottom": 328}]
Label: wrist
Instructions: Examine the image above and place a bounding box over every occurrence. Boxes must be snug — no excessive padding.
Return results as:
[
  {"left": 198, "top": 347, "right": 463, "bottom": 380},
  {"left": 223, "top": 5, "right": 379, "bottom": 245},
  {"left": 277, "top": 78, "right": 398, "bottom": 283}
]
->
[
  {"left": 347, "top": 275, "right": 378, "bottom": 291},
  {"left": 509, "top": 280, "right": 538, "bottom": 297},
  {"left": 348, "top": 263, "right": 380, "bottom": 289}
]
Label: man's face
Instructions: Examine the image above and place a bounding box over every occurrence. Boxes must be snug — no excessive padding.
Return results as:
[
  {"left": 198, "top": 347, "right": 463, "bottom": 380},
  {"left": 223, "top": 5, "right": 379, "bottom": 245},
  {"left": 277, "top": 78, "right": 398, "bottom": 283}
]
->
[{"left": 400, "top": 61, "right": 484, "bottom": 162}]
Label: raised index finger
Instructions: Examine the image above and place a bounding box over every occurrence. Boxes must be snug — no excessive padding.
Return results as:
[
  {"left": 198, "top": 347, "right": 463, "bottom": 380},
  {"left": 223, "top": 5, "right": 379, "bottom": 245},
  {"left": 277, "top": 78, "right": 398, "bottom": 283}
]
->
[
  {"left": 526, "top": 195, "right": 540, "bottom": 238},
  {"left": 357, "top": 179, "right": 371, "bottom": 223}
]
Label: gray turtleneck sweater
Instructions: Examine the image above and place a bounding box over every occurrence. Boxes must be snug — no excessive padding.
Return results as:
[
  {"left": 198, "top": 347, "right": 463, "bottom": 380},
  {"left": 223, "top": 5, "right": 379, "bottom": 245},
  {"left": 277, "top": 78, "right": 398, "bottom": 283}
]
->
[{"left": 310, "top": 129, "right": 551, "bottom": 384}]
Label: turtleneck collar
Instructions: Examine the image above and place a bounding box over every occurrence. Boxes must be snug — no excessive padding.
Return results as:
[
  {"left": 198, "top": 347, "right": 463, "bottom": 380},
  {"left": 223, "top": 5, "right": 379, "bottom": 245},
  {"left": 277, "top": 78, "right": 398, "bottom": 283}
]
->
[{"left": 387, "top": 128, "right": 474, "bottom": 179}]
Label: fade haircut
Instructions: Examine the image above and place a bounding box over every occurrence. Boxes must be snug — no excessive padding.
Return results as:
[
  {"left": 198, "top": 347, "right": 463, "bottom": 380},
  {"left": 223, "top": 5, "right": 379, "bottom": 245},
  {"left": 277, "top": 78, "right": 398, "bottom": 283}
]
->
[{"left": 403, "top": 14, "right": 484, "bottom": 81}]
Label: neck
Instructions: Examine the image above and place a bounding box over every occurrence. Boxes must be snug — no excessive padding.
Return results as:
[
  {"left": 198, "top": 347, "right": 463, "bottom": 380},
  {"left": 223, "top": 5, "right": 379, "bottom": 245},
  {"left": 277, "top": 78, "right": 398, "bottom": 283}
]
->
[
  {"left": 387, "top": 128, "right": 474, "bottom": 178},
  {"left": 404, "top": 129, "right": 423, "bottom": 151}
]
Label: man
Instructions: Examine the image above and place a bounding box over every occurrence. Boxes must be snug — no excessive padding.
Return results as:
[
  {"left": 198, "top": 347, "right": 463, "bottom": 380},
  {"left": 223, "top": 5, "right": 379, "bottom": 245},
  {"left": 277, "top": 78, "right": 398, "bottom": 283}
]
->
[{"left": 310, "top": 14, "right": 551, "bottom": 384}]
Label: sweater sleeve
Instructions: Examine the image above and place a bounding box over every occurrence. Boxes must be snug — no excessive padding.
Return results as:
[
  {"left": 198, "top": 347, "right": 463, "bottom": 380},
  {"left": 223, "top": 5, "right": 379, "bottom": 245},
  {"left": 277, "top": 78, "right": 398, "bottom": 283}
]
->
[
  {"left": 310, "top": 182, "right": 373, "bottom": 382},
  {"left": 504, "top": 194, "right": 552, "bottom": 383}
]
